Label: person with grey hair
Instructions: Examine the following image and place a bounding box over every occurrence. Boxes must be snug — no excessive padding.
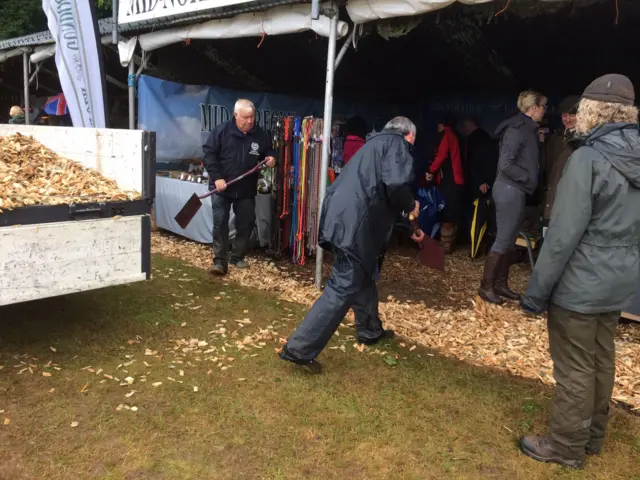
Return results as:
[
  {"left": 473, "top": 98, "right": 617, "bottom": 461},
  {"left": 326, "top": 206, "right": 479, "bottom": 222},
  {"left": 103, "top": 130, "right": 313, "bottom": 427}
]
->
[
  {"left": 203, "top": 98, "right": 276, "bottom": 275},
  {"left": 280, "top": 117, "right": 424, "bottom": 373},
  {"left": 519, "top": 74, "right": 640, "bottom": 469}
]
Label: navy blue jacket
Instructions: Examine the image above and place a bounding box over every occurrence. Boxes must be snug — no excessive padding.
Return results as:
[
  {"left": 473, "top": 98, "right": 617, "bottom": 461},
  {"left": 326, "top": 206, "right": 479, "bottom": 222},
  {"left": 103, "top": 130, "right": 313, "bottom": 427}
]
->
[
  {"left": 203, "top": 120, "right": 274, "bottom": 198},
  {"left": 318, "top": 130, "right": 415, "bottom": 274}
]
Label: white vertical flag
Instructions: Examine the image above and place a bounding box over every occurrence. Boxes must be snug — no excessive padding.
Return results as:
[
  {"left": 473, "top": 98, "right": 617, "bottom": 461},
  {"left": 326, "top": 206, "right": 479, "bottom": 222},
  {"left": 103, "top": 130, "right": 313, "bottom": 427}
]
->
[{"left": 42, "top": 0, "right": 108, "bottom": 128}]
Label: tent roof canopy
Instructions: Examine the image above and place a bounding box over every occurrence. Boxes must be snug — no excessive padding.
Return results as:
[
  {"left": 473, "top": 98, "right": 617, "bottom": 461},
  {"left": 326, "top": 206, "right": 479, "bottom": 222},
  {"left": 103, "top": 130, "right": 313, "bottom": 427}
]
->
[{"left": 0, "top": 0, "right": 307, "bottom": 51}]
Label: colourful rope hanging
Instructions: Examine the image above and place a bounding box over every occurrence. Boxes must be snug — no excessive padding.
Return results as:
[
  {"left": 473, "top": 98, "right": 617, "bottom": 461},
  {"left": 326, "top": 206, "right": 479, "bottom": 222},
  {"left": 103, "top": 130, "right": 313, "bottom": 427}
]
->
[
  {"left": 280, "top": 117, "right": 292, "bottom": 219},
  {"left": 290, "top": 117, "right": 302, "bottom": 261}
]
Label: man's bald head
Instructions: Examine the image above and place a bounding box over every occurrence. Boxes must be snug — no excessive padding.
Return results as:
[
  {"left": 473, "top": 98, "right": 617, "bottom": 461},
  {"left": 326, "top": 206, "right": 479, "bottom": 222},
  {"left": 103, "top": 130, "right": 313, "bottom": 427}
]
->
[{"left": 234, "top": 99, "right": 256, "bottom": 133}]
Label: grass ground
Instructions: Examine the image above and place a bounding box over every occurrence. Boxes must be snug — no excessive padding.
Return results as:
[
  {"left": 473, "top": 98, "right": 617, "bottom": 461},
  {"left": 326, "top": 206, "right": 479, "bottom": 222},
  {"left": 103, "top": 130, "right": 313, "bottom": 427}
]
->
[{"left": 0, "top": 256, "right": 638, "bottom": 480}]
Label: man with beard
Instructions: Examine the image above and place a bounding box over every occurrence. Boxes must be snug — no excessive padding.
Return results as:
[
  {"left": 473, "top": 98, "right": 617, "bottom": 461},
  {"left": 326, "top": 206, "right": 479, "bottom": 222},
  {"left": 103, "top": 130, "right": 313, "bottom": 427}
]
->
[
  {"left": 541, "top": 96, "right": 580, "bottom": 234},
  {"left": 279, "top": 117, "right": 424, "bottom": 373}
]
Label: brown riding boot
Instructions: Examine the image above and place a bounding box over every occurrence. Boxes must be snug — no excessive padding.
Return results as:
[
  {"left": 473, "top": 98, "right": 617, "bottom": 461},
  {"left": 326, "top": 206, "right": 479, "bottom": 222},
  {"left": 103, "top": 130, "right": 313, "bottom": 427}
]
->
[
  {"left": 478, "top": 252, "right": 504, "bottom": 305},
  {"left": 494, "top": 252, "right": 521, "bottom": 300},
  {"left": 440, "top": 223, "right": 456, "bottom": 254}
]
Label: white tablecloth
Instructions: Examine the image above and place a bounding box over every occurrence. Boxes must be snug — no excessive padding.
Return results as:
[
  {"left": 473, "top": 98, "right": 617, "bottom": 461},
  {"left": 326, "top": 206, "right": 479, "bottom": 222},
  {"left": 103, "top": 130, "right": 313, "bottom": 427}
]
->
[{"left": 155, "top": 176, "right": 271, "bottom": 245}]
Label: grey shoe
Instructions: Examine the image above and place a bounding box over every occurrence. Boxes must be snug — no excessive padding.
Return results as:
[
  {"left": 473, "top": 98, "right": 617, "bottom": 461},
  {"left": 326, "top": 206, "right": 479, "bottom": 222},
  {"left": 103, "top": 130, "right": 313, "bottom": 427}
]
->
[
  {"left": 208, "top": 263, "right": 227, "bottom": 276},
  {"left": 232, "top": 259, "right": 249, "bottom": 270},
  {"left": 520, "top": 435, "right": 585, "bottom": 469}
]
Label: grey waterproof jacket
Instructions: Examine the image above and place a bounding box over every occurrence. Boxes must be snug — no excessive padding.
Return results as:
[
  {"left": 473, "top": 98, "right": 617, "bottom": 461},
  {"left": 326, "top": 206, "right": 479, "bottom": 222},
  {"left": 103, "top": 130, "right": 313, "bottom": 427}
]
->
[
  {"left": 318, "top": 130, "right": 415, "bottom": 274},
  {"left": 524, "top": 123, "right": 640, "bottom": 314},
  {"left": 494, "top": 113, "right": 540, "bottom": 195}
]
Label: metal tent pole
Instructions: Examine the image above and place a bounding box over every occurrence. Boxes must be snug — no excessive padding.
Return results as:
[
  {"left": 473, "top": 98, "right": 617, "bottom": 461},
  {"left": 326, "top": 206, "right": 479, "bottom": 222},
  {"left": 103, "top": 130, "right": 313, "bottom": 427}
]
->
[
  {"left": 128, "top": 60, "right": 135, "bottom": 129},
  {"left": 314, "top": 10, "right": 338, "bottom": 290},
  {"left": 112, "top": 0, "right": 118, "bottom": 45},
  {"left": 23, "top": 51, "right": 30, "bottom": 125}
]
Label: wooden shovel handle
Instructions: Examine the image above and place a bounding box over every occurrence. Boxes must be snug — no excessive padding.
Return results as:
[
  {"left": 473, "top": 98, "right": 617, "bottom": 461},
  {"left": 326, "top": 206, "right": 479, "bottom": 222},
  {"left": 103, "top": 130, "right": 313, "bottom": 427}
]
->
[{"left": 197, "top": 159, "right": 269, "bottom": 200}]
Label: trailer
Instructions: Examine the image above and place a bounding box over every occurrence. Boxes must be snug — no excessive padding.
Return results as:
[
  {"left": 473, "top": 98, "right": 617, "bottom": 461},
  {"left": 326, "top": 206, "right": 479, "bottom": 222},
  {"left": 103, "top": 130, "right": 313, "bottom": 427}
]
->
[{"left": 0, "top": 125, "right": 155, "bottom": 307}]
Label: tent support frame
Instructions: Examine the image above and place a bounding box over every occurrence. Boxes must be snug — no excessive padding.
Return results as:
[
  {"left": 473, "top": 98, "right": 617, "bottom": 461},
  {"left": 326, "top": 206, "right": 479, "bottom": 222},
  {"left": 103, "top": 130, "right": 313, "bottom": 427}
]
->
[
  {"left": 23, "top": 51, "right": 30, "bottom": 125},
  {"left": 314, "top": 5, "right": 342, "bottom": 290}
]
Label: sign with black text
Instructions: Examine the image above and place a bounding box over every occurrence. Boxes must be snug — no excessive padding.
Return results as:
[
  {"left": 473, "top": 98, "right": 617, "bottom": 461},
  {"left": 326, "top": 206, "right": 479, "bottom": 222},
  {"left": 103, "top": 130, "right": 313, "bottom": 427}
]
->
[{"left": 118, "top": 0, "right": 259, "bottom": 26}]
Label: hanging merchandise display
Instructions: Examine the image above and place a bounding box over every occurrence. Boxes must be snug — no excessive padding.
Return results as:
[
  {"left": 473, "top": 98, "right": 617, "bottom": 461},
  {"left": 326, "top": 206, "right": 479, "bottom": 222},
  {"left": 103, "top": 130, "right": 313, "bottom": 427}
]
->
[{"left": 264, "top": 115, "right": 339, "bottom": 263}]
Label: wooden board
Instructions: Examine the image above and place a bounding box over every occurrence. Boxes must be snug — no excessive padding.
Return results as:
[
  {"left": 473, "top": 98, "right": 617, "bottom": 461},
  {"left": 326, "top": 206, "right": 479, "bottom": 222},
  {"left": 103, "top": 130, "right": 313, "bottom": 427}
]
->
[
  {"left": 0, "top": 125, "right": 149, "bottom": 194},
  {"left": 0, "top": 216, "right": 149, "bottom": 306},
  {"left": 621, "top": 311, "right": 640, "bottom": 323}
]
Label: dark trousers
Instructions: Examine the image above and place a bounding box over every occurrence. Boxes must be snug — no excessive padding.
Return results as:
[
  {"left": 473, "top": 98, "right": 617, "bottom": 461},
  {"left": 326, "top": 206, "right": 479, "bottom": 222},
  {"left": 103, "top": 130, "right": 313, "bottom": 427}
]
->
[
  {"left": 547, "top": 304, "right": 619, "bottom": 459},
  {"left": 491, "top": 181, "right": 526, "bottom": 254},
  {"left": 212, "top": 194, "right": 256, "bottom": 265},
  {"left": 280, "top": 250, "right": 384, "bottom": 362}
]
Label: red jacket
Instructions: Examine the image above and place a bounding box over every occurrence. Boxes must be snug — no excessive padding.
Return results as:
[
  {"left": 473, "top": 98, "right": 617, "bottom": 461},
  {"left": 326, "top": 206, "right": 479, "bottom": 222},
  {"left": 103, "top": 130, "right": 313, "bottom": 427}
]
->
[
  {"left": 343, "top": 135, "right": 366, "bottom": 164},
  {"left": 430, "top": 127, "right": 464, "bottom": 186}
]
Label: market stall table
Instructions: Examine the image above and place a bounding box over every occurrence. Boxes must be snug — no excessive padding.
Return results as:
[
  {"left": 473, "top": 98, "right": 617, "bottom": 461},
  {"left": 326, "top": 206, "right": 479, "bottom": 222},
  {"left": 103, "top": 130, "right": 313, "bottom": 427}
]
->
[{"left": 155, "top": 176, "right": 271, "bottom": 246}]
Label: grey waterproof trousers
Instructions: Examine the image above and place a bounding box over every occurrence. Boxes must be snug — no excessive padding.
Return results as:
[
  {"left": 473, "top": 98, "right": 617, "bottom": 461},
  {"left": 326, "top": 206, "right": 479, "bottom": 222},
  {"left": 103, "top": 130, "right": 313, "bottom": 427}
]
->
[
  {"left": 491, "top": 181, "right": 526, "bottom": 254},
  {"left": 547, "top": 304, "right": 619, "bottom": 459},
  {"left": 280, "top": 249, "right": 385, "bottom": 363}
]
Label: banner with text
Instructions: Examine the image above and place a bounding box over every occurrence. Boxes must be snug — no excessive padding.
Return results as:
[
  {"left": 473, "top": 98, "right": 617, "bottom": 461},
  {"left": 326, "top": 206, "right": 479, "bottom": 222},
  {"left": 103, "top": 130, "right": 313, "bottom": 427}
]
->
[
  {"left": 118, "top": 0, "right": 258, "bottom": 26},
  {"left": 42, "top": 0, "right": 107, "bottom": 128},
  {"left": 138, "top": 75, "right": 406, "bottom": 164}
]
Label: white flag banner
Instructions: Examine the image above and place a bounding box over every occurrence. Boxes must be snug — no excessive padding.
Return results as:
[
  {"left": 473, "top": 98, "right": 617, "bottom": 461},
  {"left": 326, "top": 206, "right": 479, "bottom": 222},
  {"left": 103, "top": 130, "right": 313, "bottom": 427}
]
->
[{"left": 42, "top": 0, "right": 108, "bottom": 128}]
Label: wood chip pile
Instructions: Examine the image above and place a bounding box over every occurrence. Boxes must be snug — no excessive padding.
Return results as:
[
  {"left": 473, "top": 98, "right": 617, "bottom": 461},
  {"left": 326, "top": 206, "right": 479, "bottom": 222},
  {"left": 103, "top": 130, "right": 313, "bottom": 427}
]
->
[
  {"left": 0, "top": 134, "right": 141, "bottom": 212},
  {"left": 152, "top": 233, "right": 640, "bottom": 411}
]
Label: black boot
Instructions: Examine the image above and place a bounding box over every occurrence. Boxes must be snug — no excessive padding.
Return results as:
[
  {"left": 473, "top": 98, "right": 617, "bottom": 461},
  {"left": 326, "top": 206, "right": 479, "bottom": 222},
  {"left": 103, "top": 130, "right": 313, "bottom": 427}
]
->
[
  {"left": 478, "top": 252, "right": 504, "bottom": 305},
  {"left": 494, "top": 252, "right": 520, "bottom": 300}
]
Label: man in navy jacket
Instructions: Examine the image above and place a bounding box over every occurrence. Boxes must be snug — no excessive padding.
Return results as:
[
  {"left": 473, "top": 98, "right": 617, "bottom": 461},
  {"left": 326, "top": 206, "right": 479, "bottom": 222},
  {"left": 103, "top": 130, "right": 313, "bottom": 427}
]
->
[{"left": 203, "top": 99, "right": 275, "bottom": 275}]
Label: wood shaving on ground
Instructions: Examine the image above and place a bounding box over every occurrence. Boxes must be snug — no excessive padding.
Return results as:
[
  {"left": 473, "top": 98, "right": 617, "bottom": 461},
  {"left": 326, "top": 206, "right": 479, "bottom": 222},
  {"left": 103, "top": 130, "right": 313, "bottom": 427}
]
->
[
  {"left": 152, "top": 232, "right": 640, "bottom": 410},
  {"left": 0, "top": 134, "right": 140, "bottom": 212}
]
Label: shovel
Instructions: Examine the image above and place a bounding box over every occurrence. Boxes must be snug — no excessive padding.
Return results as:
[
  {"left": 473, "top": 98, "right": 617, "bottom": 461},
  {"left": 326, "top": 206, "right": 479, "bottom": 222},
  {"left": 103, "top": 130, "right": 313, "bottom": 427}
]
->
[
  {"left": 174, "top": 159, "right": 269, "bottom": 229},
  {"left": 409, "top": 214, "right": 445, "bottom": 272}
]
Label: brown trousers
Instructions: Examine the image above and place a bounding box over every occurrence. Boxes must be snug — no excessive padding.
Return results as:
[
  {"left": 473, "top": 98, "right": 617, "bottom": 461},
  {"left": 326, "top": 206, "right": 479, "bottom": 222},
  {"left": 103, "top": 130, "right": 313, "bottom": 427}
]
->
[{"left": 547, "top": 304, "right": 619, "bottom": 459}]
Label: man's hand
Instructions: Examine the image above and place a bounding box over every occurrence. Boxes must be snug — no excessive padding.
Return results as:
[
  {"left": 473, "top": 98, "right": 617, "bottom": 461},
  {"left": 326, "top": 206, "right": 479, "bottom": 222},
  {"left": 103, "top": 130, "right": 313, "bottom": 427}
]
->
[
  {"left": 425, "top": 172, "right": 434, "bottom": 182},
  {"left": 410, "top": 228, "right": 425, "bottom": 243},
  {"left": 410, "top": 200, "right": 420, "bottom": 220},
  {"left": 479, "top": 183, "right": 489, "bottom": 195},
  {"left": 520, "top": 296, "right": 545, "bottom": 316},
  {"left": 214, "top": 179, "right": 227, "bottom": 192},
  {"left": 265, "top": 156, "right": 276, "bottom": 168}
]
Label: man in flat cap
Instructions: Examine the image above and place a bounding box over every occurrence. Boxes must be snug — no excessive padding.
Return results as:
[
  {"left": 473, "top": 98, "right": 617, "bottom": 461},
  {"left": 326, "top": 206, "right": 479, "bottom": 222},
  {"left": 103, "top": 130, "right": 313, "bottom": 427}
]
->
[
  {"left": 520, "top": 74, "right": 640, "bottom": 469},
  {"left": 541, "top": 95, "right": 580, "bottom": 232}
]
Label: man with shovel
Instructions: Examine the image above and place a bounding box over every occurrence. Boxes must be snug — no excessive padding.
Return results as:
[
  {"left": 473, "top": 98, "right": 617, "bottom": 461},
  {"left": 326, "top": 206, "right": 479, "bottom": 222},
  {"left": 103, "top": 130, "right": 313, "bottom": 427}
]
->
[
  {"left": 203, "top": 99, "right": 275, "bottom": 275},
  {"left": 279, "top": 116, "right": 424, "bottom": 373}
]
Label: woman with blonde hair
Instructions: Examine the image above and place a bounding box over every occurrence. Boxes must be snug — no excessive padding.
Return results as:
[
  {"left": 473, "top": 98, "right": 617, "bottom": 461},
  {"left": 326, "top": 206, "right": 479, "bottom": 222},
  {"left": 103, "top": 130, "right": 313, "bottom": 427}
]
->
[
  {"left": 478, "top": 90, "right": 547, "bottom": 304},
  {"left": 520, "top": 74, "right": 640, "bottom": 469}
]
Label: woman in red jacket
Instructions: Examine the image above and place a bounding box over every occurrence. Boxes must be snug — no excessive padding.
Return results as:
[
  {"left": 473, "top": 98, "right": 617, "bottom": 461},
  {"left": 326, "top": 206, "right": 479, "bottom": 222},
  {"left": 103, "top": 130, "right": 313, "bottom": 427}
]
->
[
  {"left": 343, "top": 117, "right": 367, "bottom": 165},
  {"left": 426, "top": 116, "right": 465, "bottom": 253}
]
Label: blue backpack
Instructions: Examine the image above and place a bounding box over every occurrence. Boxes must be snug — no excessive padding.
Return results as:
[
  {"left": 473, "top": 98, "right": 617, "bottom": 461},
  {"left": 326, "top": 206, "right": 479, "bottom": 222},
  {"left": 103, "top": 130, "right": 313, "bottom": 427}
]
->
[{"left": 416, "top": 186, "right": 446, "bottom": 239}]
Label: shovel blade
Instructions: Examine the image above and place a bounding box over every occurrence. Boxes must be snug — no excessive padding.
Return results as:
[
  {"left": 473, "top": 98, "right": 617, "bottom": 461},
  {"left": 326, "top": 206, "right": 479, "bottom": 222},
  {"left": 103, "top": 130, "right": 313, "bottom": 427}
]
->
[
  {"left": 416, "top": 235, "right": 445, "bottom": 272},
  {"left": 174, "top": 193, "right": 203, "bottom": 229}
]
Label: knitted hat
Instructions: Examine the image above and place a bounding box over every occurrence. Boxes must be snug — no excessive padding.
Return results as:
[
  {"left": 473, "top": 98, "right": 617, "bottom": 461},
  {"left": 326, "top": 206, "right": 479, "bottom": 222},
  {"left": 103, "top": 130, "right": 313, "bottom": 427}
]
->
[
  {"left": 582, "top": 74, "right": 635, "bottom": 106},
  {"left": 558, "top": 95, "right": 580, "bottom": 114}
]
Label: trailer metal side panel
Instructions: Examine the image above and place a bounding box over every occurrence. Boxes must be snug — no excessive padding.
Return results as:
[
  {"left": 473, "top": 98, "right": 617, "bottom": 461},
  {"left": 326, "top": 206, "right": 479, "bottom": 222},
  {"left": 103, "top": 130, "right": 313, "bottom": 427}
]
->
[{"left": 0, "top": 216, "right": 150, "bottom": 306}]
